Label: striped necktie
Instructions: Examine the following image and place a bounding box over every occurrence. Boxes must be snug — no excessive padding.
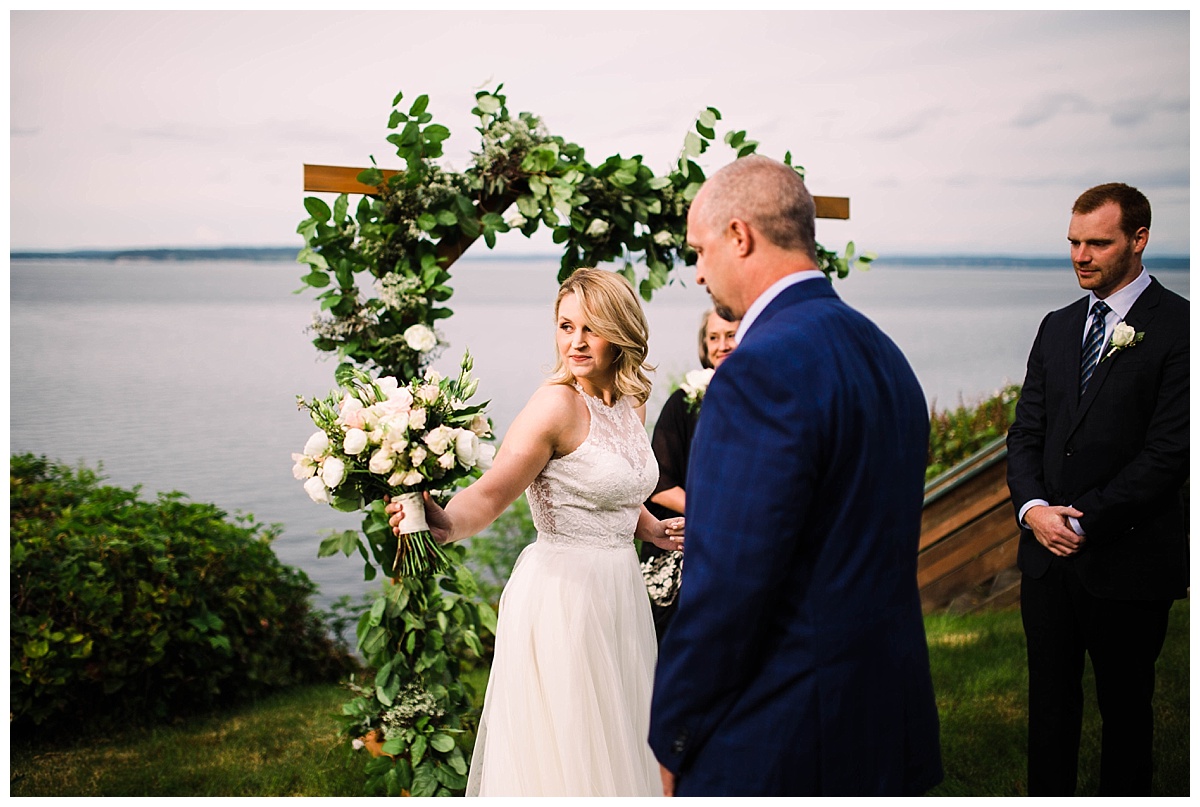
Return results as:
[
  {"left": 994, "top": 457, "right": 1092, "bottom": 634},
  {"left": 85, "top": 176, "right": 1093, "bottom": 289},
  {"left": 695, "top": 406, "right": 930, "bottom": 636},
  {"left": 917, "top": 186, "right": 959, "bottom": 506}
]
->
[{"left": 1079, "top": 300, "right": 1111, "bottom": 396}]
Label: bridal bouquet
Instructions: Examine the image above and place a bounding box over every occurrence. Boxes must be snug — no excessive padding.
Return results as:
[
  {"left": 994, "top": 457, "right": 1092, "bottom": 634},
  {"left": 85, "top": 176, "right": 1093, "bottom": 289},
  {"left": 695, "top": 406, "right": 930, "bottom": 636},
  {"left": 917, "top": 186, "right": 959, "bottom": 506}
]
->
[{"left": 294, "top": 352, "right": 494, "bottom": 578}]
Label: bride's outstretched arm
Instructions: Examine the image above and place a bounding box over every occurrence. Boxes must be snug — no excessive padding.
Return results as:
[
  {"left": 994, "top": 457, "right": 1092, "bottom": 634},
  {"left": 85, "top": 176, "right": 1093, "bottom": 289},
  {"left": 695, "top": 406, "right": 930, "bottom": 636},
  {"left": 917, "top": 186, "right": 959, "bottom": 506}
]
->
[{"left": 387, "top": 385, "right": 575, "bottom": 543}]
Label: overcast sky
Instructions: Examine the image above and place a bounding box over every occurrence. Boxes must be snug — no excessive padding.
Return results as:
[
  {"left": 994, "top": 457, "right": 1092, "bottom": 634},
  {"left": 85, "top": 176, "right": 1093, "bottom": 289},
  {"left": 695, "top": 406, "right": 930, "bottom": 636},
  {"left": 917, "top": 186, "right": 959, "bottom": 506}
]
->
[{"left": 9, "top": 9, "right": 1191, "bottom": 256}]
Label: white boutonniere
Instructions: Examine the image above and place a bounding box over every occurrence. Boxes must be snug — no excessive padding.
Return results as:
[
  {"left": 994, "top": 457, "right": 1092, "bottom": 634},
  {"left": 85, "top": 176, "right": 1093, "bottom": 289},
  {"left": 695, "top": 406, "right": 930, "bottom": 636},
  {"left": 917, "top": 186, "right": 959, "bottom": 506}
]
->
[
  {"left": 680, "top": 368, "right": 715, "bottom": 413},
  {"left": 1102, "top": 322, "right": 1145, "bottom": 361}
]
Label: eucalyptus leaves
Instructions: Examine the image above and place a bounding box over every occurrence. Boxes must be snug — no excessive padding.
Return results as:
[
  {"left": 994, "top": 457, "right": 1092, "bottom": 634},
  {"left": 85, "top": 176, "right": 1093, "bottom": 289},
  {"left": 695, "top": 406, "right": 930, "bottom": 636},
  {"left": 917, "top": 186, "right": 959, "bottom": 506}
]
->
[{"left": 296, "top": 85, "right": 873, "bottom": 380}]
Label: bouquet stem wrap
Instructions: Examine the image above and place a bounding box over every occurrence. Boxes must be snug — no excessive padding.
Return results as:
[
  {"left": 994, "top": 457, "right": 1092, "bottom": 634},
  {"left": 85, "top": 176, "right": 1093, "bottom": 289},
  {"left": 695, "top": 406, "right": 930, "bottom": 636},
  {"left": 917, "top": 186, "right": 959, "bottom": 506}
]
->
[{"left": 390, "top": 491, "right": 448, "bottom": 578}]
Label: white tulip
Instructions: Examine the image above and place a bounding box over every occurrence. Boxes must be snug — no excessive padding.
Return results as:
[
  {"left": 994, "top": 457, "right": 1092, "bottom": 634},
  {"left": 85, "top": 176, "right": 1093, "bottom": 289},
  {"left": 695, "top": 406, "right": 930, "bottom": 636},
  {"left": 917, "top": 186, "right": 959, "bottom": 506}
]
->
[
  {"left": 304, "top": 476, "right": 330, "bottom": 503},
  {"left": 343, "top": 428, "right": 369, "bottom": 455},
  {"left": 291, "top": 453, "right": 317, "bottom": 480},
  {"left": 455, "top": 429, "right": 480, "bottom": 467},
  {"left": 304, "top": 431, "right": 329, "bottom": 458},
  {"left": 322, "top": 457, "right": 346, "bottom": 489},
  {"left": 476, "top": 443, "right": 496, "bottom": 471}
]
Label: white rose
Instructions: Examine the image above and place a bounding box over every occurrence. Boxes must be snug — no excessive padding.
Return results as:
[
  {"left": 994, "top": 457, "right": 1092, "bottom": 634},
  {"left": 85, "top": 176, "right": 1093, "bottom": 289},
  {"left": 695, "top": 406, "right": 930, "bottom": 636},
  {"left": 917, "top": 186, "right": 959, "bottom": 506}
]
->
[
  {"left": 424, "top": 425, "right": 455, "bottom": 455},
  {"left": 681, "top": 368, "right": 715, "bottom": 397},
  {"left": 380, "top": 410, "right": 410, "bottom": 438},
  {"left": 585, "top": 219, "right": 610, "bottom": 238},
  {"left": 375, "top": 376, "right": 401, "bottom": 401},
  {"left": 402, "top": 470, "right": 424, "bottom": 487},
  {"left": 409, "top": 445, "right": 428, "bottom": 466},
  {"left": 337, "top": 395, "right": 365, "bottom": 427},
  {"left": 476, "top": 443, "right": 496, "bottom": 472},
  {"left": 343, "top": 428, "right": 369, "bottom": 455},
  {"left": 438, "top": 452, "right": 456, "bottom": 470},
  {"left": 455, "top": 429, "right": 480, "bottom": 467},
  {"left": 404, "top": 323, "right": 439, "bottom": 353},
  {"left": 368, "top": 448, "right": 394, "bottom": 475},
  {"left": 653, "top": 230, "right": 674, "bottom": 246},
  {"left": 418, "top": 384, "right": 441, "bottom": 406},
  {"left": 321, "top": 457, "right": 346, "bottom": 489},
  {"left": 304, "top": 431, "right": 329, "bottom": 458},
  {"left": 304, "top": 475, "right": 330, "bottom": 503},
  {"left": 408, "top": 408, "right": 427, "bottom": 431},
  {"left": 291, "top": 453, "right": 317, "bottom": 480},
  {"left": 1111, "top": 322, "right": 1136, "bottom": 348},
  {"left": 469, "top": 414, "right": 491, "bottom": 437}
]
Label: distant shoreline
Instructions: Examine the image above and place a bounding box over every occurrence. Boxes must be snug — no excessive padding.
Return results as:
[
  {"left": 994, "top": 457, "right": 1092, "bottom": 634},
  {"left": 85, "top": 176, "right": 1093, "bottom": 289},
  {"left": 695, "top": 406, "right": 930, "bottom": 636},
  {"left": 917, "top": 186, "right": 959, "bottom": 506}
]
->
[{"left": 9, "top": 247, "right": 1190, "bottom": 272}]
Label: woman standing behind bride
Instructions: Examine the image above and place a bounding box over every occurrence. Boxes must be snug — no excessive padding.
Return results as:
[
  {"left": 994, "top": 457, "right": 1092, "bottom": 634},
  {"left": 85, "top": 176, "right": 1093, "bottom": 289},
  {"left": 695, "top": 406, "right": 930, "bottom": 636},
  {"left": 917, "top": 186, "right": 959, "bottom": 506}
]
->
[{"left": 385, "top": 267, "right": 684, "bottom": 797}]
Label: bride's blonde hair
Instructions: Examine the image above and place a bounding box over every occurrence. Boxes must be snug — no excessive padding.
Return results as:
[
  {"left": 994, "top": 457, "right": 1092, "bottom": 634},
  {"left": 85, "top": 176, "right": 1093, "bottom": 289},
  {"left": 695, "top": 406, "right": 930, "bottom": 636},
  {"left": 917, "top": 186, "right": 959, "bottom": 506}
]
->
[{"left": 548, "top": 268, "right": 654, "bottom": 406}]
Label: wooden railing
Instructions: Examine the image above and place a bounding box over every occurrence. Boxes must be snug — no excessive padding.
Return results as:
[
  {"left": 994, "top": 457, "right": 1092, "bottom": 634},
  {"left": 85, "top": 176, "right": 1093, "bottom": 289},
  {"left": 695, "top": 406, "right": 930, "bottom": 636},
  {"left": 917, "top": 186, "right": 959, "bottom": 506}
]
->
[{"left": 918, "top": 437, "right": 1022, "bottom": 614}]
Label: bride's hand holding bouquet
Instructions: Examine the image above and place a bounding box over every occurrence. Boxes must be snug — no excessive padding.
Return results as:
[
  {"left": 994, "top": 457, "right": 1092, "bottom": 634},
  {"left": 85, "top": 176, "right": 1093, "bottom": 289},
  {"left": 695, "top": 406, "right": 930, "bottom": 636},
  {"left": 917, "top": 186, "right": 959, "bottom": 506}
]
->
[{"left": 293, "top": 351, "right": 494, "bottom": 578}]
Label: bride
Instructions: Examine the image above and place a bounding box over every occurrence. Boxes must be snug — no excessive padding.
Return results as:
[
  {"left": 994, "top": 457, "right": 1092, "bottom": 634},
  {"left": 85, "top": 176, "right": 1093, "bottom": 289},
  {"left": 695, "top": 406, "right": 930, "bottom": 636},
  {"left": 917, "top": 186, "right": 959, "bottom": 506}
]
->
[{"left": 386, "top": 267, "right": 683, "bottom": 797}]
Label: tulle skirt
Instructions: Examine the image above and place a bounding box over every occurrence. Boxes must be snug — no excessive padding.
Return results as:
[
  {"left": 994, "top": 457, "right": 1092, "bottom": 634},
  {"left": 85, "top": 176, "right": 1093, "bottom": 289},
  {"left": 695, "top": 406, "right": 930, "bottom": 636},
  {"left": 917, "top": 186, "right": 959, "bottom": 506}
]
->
[{"left": 466, "top": 538, "right": 661, "bottom": 797}]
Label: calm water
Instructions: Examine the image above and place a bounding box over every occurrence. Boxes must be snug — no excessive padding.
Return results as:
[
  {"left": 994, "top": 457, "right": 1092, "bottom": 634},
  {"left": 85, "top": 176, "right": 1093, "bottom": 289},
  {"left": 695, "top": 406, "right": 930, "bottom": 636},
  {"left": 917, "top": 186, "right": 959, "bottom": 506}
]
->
[{"left": 10, "top": 257, "right": 1188, "bottom": 609}]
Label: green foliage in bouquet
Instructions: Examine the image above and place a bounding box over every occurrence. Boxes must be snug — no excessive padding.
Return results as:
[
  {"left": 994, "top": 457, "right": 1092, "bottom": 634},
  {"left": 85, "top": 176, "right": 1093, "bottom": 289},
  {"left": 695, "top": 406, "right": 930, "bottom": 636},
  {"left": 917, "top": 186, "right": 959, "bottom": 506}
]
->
[
  {"left": 926, "top": 384, "right": 1022, "bottom": 481},
  {"left": 296, "top": 84, "right": 874, "bottom": 379},
  {"left": 9, "top": 453, "right": 352, "bottom": 731},
  {"left": 335, "top": 557, "right": 496, "bottom": 796}
]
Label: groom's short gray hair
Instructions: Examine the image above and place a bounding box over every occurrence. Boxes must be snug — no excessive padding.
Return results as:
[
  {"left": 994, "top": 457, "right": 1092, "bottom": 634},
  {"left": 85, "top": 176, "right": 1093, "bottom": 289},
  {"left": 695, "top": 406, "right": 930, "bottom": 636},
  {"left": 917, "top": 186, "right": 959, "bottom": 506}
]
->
[{"left": 698, "top": 155, "right": 817, "bottom": 262}]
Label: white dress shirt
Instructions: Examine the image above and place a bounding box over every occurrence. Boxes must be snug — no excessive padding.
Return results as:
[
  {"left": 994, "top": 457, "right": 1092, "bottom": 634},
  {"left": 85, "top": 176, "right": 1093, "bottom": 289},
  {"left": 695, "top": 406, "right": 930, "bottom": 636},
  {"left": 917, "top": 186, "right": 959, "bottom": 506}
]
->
[{"left": 734, "top": 270, "right": 827, "bottom": 345}]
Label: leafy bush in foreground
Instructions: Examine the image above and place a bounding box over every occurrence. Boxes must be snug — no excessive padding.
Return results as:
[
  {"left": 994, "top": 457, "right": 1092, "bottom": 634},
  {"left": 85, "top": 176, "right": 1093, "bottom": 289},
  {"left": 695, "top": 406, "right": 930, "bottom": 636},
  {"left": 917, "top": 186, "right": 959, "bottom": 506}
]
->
[{"left": 10, "top": 453, "right": 353, "bottom": 730}]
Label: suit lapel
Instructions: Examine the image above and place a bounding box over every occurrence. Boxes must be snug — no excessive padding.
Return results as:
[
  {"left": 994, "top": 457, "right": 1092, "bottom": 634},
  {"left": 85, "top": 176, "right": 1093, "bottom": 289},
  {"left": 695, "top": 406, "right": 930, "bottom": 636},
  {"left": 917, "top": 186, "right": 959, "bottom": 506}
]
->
[{"left": 1068, "top": 278, "right": 1163, "bottom": 435}]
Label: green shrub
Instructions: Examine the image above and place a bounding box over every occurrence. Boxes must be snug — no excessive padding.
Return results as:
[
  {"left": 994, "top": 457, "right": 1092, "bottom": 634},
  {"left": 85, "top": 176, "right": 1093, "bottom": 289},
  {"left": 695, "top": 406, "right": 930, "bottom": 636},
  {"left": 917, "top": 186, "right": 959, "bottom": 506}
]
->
[
  {"left": 10, "top": 453, "right": 353, "bottom": 731},
  {"left": 927, "top": 385, "right": 1021, "bottom": 481}
]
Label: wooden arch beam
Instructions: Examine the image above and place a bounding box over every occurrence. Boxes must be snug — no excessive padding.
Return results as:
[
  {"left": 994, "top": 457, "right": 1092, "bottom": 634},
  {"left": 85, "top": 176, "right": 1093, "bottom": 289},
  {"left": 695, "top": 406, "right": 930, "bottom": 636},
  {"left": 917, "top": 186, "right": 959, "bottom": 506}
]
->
[{"left": 303, "top": 164, "right": 851, "bottom": 220}]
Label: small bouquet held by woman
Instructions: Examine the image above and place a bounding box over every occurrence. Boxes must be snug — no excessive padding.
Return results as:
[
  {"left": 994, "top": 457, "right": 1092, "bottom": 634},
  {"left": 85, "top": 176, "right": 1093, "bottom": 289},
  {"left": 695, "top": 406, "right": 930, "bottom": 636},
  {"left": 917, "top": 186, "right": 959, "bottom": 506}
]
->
[{"left": 293, "top": 351, "right": 495, "bottom": 578}]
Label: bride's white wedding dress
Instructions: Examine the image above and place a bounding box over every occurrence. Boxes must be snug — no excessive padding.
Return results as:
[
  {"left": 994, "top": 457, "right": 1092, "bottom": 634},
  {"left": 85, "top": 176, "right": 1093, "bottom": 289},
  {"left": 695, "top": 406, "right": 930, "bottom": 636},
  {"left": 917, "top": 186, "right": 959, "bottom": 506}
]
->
[{"left": 466, "top": 385, "right": 662, "bottom": 796}]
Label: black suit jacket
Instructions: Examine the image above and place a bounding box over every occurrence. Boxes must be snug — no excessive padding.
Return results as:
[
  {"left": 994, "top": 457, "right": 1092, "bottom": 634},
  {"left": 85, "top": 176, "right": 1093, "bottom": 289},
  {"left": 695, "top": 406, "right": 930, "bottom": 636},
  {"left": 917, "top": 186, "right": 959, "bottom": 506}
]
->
[{"left": 1006, "top": 276, "right": 1189, "bottom": 600}]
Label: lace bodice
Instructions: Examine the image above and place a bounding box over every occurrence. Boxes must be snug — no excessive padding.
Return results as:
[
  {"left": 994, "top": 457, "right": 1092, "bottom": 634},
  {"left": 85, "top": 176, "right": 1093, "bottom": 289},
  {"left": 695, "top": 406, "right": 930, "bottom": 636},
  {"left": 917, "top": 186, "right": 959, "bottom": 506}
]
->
[{"left": 526, "top": 385, "right": 658, "bottom": 550}]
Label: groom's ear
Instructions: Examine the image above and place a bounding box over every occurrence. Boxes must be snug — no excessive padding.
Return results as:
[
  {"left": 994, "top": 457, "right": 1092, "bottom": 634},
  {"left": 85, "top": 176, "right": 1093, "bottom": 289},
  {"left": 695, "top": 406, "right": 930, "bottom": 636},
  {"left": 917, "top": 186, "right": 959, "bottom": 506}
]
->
[{"left": 728, "top": 218, "right": 754, "bottom": 257}]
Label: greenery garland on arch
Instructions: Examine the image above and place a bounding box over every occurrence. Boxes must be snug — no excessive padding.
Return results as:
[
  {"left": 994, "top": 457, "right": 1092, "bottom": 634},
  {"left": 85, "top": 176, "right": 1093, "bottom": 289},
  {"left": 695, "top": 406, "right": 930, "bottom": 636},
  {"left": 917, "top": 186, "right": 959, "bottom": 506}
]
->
[
  {"left": 293, "top": 85, "right": 874, "bottom": 796},
  {"left": 296, "top": 84, "right": 874, "bottom": 382}
]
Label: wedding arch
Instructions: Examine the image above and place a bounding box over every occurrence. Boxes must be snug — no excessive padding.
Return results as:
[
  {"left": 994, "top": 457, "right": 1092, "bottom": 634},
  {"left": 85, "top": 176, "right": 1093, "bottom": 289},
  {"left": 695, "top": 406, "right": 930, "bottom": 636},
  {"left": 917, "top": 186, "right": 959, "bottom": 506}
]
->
[
  {"left": 295, "top": 85, "right": 868, "bottom": 796},
  {"left": 297, "top": 84, "right": 868, "bottom": 383}
]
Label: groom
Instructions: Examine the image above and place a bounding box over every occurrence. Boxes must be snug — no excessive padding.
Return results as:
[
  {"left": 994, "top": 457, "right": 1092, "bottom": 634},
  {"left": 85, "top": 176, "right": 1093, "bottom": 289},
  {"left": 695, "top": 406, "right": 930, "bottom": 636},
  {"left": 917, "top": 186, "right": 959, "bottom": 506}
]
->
[{"left": 649, "top": 156, "right": 943, "bottom": 795}]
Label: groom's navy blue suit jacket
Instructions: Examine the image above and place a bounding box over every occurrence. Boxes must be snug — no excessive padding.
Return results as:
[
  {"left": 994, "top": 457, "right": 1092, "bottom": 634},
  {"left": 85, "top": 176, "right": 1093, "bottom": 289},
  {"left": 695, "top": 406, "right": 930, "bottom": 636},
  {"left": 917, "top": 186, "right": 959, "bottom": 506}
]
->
[{"left": 649, "top": 278, "right": 943, "bottom": 795}]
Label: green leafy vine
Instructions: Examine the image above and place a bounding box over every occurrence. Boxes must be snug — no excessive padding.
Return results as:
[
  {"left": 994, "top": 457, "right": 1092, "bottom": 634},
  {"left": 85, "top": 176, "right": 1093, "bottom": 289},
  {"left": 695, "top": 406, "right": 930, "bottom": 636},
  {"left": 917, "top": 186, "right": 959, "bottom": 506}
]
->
[{"left": 296, "top": 84, "right": 874, "bottom": 380}]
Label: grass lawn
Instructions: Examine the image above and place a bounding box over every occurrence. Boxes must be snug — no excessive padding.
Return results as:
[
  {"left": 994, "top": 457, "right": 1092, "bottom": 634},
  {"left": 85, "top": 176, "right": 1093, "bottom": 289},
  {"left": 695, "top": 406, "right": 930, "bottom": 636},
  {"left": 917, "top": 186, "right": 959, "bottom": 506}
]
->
[{"left": 10, "top": 601, "right": 1188, "bottom": 796}]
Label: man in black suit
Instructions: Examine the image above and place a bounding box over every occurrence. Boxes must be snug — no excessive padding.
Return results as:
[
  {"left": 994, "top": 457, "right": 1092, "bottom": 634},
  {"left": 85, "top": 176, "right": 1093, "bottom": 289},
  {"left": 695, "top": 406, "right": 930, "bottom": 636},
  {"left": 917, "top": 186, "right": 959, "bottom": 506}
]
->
[{"left": 1006, "top": 183, "right": 1189, "bottom": 796}]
